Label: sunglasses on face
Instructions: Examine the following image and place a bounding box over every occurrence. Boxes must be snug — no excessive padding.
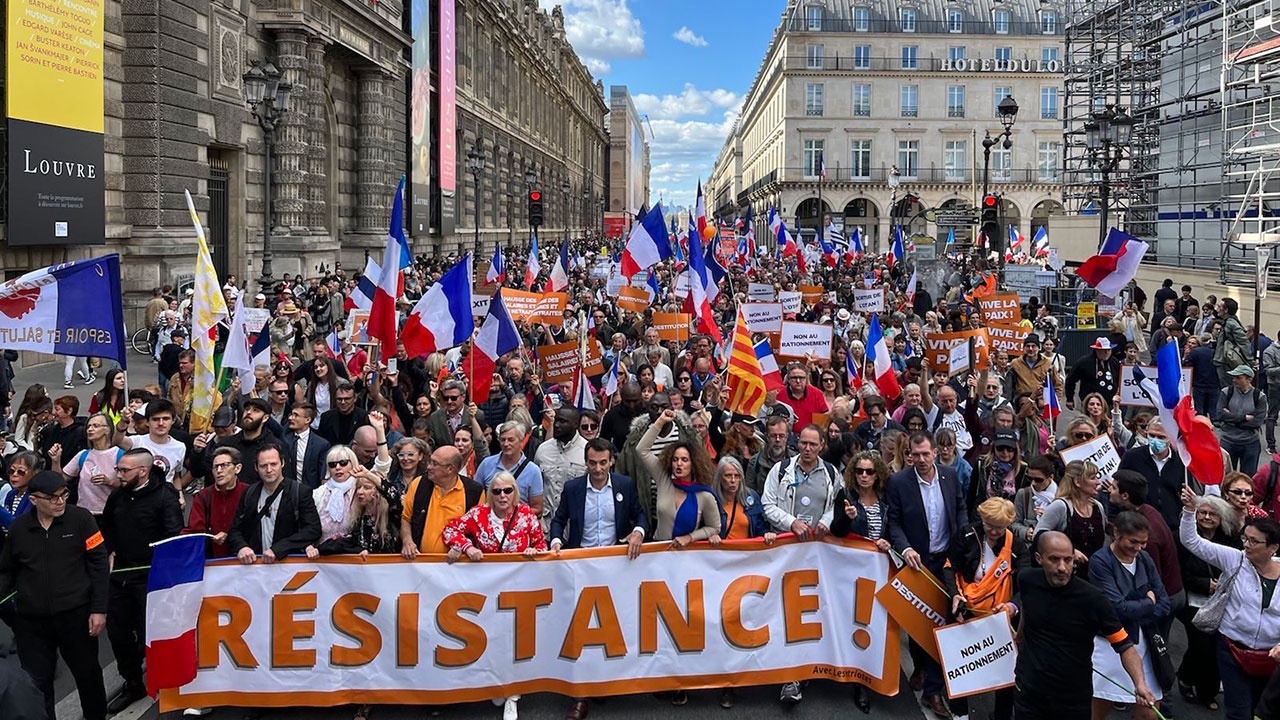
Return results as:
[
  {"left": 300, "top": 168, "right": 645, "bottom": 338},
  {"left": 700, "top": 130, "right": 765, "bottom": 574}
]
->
[
  {"left": 444, "top": 395, "right": 462, "bottom": 402},
  {"left": 1073, "top": 433, "right": 1092, "bottom": 439},
  {"left": 491, "top": 487, "right": 515, "bottom": 495},
  {"left": 580, "top": 423, "right": 598, "bottom": 431},
  {"left": 33, "top": 492, "right": 69, "bottom": 503},
  {"left": 854, "top": 467, "right": 876, "bottom": 476},
  {"left": 327, "top": 460, "right": 351, "bottom": 469},
  {"left": 1229, "top": 488, "right": 1254, "bottom": 497}
]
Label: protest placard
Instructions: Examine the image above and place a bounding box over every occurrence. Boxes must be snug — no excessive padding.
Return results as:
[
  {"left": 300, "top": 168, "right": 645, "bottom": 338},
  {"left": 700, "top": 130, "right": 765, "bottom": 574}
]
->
[
  {"left": 538, "top": 342, "right": 605, "bottom": 385},
  {"left": 986, "top": 322, "right": 1031, "bottom": 357},
  {"left": 853, "top": 288, "right": 884, "bottom": 313},
  {"left": 935, "top": 612, "right": 1018, "bottom": 699},
  {"left": 653, "top": 312, "right": 692, "bottom": 342},
  {"left": 616, "top": 285, "right": 650, "bottom": 313},
  {"left": 800, "top": 284, "right": 825, "bottom": 306},
  {"left": 779, "top": 291, "right": 802, "bottom": 315},
  {"left": 674, "top": 273, "right": 691, "bottom": 300},
  {"left": 242, "top": 308, "right": 271, "bottom": 334},
  {"left": 748, "top": 282, "right": 776, "bottom": 301},
  {"left": 470, "top": 295, "right": 491, "bottom": 316},
  {"left": 605, "top": 272, "right": 627, "bottom": 297},
  {"left": 347, "top": 309, "right": 373, "bottom": 345},
  {"left": 1060, "top": 434, "right": 1122, "bottom": 481},
  {"left": 876, "top": 565, "right": 950, "bottom": 662},
  {"left": 924, "top": 330, "right": 991, "bottom": 373},
  {"left": 1120, "top": 364, "right": 1193, "bottom": 406},
  {"left": 742, "top": 303, "right": 783, "bottom": 333},
  {"left": 1077, "top": 302, "right": 1097, "bottom": 329},
  {"left": 977, "top": 294, "right": 1021, "bottom": 325},
  {"left": 501, "top": 290, "right": 568, "bottom": 325},
  {"left": 779, "top": 321, "right": 833, "bottom": 358},
  {"left": 948, "top": 342, "right": 970, "bottom": 378}
]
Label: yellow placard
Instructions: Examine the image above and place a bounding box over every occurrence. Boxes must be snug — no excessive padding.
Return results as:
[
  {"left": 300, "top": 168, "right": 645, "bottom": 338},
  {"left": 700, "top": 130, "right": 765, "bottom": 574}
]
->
[{"left": 7, "top": 0, "right": 105, "bottom": 133}]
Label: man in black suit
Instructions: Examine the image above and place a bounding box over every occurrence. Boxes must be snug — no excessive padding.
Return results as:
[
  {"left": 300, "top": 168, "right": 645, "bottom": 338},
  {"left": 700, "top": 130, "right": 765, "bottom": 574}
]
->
[
  {"left": 317, "top": 380, "right": 369, "bottom": 446},
  {"left": 228, "top": 445, "right": 322, "bottom": 563},
  {"left": 283, "top": 402, "right": 330, "bottom": 490},
  {"left": 550, "top": 438, "right": 647, "bottom": 557},
  {"left": 886, "top": 430, "right": 967, "bottom": 719}
]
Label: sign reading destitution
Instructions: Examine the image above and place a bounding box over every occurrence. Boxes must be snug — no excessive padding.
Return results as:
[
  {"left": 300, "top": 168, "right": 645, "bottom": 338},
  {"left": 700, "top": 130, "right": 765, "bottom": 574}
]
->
[
  {"left": 538, "top": 341, "right": 605, "bottom": 384},
  {"left": 616, "top": 285, "right": 649, "bottom": 313},
  {"left": 653, "top": 313, "right": 691, "bottom": 342},
  {"left": 7, "top": 0, "right": 106, "bottom": 245},
  {"left": 779, "top": 321, "right": 833, "bottom": 358}
]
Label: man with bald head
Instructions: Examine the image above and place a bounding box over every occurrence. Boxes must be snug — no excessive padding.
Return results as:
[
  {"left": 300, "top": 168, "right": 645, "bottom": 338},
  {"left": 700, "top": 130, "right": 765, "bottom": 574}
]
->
[
  {"left": 602, "top": 381, "right": 644, "bottom": 451},
  {"left": 401, "top": 445, "right": 484, "bottom": 558},
  {"left": 1014, "top": 531, "right": 1156, "bottom": 719}
]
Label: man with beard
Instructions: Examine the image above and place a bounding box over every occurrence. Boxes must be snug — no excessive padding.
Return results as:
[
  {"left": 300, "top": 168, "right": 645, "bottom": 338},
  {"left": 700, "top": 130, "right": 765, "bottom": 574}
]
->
[
  {"left": 745, "top": 415, "right": 794, "bottom": 495},
  {"left": 601, "top": 381, "right": 645, "bottom": 452},
  {"left": 1005, "top": 334, "right": 1061, "bottom": 399},
  {"left": 194, "top": 398, "right": 285, "bottom": 485},
  {"left": 534, "top": 407, "right": 588, "bottom": 532},
  {"left": 98, "top": 448, "right": 183, "bottom": 713}
]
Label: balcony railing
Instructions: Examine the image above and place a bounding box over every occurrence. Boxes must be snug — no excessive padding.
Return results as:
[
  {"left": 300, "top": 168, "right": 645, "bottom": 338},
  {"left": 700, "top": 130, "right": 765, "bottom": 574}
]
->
[
  {"left": 788, "top": 17, "right": 1061, "bottom": 36},
  {"left": 773, "top": 167, "right": 1061, "bottom": 184},
  {"left": 901, "top": 107, "right": 919, "bottom": 117},
  {"left": 783, "top": 55, "right": 1063, "bottom": 73},
  {"left": 948, "top": 107, "right": 966, "bottom": 118}
]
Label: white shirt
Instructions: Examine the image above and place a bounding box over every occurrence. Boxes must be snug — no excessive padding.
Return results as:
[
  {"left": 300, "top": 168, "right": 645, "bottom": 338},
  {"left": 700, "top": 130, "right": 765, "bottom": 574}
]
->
[
  {"left": 915, "top": 467, "right": 949, "bottom": 553},
  {"left": 133, "top": 435, "right": 187, "bottom": 485},
  {"left": 580, "top": 478, "right": 617, "bottom": 549},
  {"left": 294, "top": 429, "right": 310, "bottom": 484},
  {"left": 257, "top": 484, "right": 284, "bottom": 550}
]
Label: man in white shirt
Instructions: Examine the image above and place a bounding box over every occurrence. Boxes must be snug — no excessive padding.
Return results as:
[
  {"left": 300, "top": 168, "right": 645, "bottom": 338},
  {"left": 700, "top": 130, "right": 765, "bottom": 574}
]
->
[
  {"left": 116, "top": 399, "right": 187, "bottom": 488},
  {"left": 534, "top": 407, "right": 588, "bottom": 532}
]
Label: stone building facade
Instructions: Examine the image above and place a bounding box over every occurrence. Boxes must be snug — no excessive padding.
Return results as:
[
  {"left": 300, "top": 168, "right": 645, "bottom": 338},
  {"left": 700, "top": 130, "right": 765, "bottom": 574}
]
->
[{"left": 607, "top": 85, "right": 650, "bottom": 218}]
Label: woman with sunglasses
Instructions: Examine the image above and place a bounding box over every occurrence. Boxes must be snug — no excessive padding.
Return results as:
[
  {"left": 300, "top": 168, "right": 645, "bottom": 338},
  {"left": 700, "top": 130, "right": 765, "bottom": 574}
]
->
[
  {"left": 816, "top": 370, "right": 843, "bottom": 408},
  {"left": 1057, "top": 418, "right": 1099, "bottom": 451},
  {"left": 577, "top": 410, "right": 600, "bottom": 441},
  {"left": 1224, "top": 471, "right": 1270, "bottom": 521},
  {"left": 442, "top": 470, "right": 545, "bottom": 720},
  {"left": 674, "top": 371, "right": 697, "bottom": 409},
  {"left": 308, "top": 446, "right": 363, "bottom": 552},
  {"left": 0, "top": 451, "right": 39, "bottom": 539},
  {"left": 969, "top": 429, "right": 1027, "bottom": 522},
  {"left": 1035, "top": 460, "right": 1108, "bottom": 577},
  {"left": 319, "top": 465, "right": 402, "bottom": 557},
  {"left": 1178, "top": 485, "right": 1280, "bottom": 720},
  {"left": 388, "top": 438, "right": 431, "bottom": 493},
  {"left": 831, "top": 450, "right": 890, "bottom": 713},
  {"left": 1126, "top": 411, "right": 1155, "bottom": 450}
]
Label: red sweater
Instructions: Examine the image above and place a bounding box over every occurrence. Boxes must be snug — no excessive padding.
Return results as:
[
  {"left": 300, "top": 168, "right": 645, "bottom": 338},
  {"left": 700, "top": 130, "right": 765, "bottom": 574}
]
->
[{"left": 184, "top": 483, "right": 248, "bottom": 558}]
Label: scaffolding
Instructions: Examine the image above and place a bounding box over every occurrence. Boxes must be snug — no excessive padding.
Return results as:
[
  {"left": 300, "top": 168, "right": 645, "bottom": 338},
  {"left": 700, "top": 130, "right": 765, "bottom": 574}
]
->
[{"left": 1221, "top": 0, "right": 1280, "bottom": 288}]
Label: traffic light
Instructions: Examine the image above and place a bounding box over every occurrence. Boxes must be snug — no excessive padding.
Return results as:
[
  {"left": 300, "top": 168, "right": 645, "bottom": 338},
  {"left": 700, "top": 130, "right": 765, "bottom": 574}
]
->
[
  {"left": 528, "top": 189, "right": 544, "bottom": 227},
  {"left": 980, "top": 194, "right": 1002, "bottom": 254}
]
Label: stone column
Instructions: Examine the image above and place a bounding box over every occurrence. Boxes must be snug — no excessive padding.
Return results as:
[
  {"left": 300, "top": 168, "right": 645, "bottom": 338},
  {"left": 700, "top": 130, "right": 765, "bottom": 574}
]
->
[
  {"left": 306, "top": 36, "right": 329, "bottom": 234},
  {"left": 273, "top": 30, "right": 309, "bottom": 233},
  {"left": 356, "top": 69, "right": 388, "bottom": 231}
]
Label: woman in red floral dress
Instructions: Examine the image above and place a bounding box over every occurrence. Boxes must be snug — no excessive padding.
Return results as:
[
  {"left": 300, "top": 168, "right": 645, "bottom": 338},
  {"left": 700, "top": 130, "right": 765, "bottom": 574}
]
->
[{"left": 442, "top": 470, "right": 545, "bottom": 720}]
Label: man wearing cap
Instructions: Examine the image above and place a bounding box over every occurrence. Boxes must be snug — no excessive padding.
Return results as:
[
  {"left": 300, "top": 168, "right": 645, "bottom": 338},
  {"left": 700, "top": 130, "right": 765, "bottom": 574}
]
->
[
  {"left": 1065, "top": 337, "right": 1122, "bottom": 411},
  {"left": 1216, "top": 364, "right": 1268, "bottom": 475},
  {"left": 193, "top": 398, "right": 286, "bottom": 486},
  {"left": 1005, "top": 333, "right": 1061, "bottom": 400},
  {"left": 252, "top": 292, "right": 267, "bottom": 309},
  {"left": 0, "top": 470, "right": 109, "bottom": 720}
]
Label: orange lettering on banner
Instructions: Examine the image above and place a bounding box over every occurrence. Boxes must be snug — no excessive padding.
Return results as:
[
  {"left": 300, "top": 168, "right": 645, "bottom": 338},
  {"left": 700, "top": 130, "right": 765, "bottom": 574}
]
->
[
  {"left": 559, "top": 586, "right": 628, "bottom": 660},
  {"left": 720, "top": 575, "right": 771, "bottom": 649},
  {"left": 653, "top": 312, "right": 692, "bottom": 342},
  {"left": 800, "top": 284, "right": 824, "bottom": 306},
  {"left": 498, "top": 588, "right": 554, "bottom": 662},
  {"left": 782, "top": 570, "right": 823, "bottom": 644},
  {"left": 639, "top": 580, "right": 706, "bottom": 654},
  {"left": 197, "top": 596, "right": 257, "bottom": 669},
  {"left": 977, "top": 294, "right": 1022, "bottom": 325},
  {"left": 435, "top": 592, "right": 488, "bottom": 667},
  {"left": 397, "top": 593, "right": 420, "bottom": 667},
  {"left": 617, "top": 285, "right": 649, "bottom": 313},
  {"left": 330, "top": 593, "right": 382, "bottom": 667},
  {"left": 874, "top": 567, "right": 951, "bottom": 661},
  {"left": 271, "top": 593, "right": 318, "bottom": 668}
]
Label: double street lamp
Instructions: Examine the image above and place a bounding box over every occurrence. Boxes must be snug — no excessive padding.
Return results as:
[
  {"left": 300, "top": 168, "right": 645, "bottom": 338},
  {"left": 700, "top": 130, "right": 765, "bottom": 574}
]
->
[
  {"left": 1084, "top": 105, "right": 1134, "bottom": 246},
  {"left": 242, "top": 60, "right": 293, "bottom": 293},
  {"left": 467, "top": 145, "right": 485, "bottom": 254}
]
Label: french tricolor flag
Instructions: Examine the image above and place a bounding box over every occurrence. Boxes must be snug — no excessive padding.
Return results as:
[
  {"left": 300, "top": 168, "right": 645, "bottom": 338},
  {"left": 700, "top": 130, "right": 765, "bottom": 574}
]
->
[
  {"left": 603, "top": 353, "right": 621, "bottom": 397},
  {"left": 620, "top": 203, "right": 672, "bottom": 277},
  {"left": 889, "top": 224, "right": 905, "bottom": 268},
  {"left": 1042, "top": 371, "right": 1061, "bottom": 420},
  {"left": 401, "top": 254, "right": 475, "bottom": 359},
  {"left": 486, "top": 245, "right": 506, "bottom": 285},
  {"left": 325, "top": 328, "right": 341, "bottom": 359},
  {"left": 145, "top": 534, "right": 207, "bottom": 697},
  {"left": 524, "top": 233, "right": 541, "bottom": 290},
  {"left": 343, "top": 257, "right": 379, "bottom": 313},
  {"left": 548, "top": 240, "right": 571, "bottom": 293},
  {"left": 368, "top": 181, "right": 408, "bottom": 359},
  {"left": 467, "top": 289, "right": 523, "bottom": 401},
  {"left": 845, "top": 349, "right": 863, "bottom": 391},
  {"left": 753, "top": 339, "right": 784, "bottom": 392},
  {"left": 1078, "top": 227, "right": 1150, "bottom": 297},
  {"left": 866, "top": 314, "right": 901, "bottom": 402}
]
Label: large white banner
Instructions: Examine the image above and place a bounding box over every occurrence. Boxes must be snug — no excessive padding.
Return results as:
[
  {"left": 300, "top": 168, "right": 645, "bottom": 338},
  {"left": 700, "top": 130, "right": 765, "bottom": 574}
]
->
[
  {"left": 162, "top": 539, "right": 900, "bottom": 710},
  {"left": 1119, "top": 364, "right": 1193, "bottom": 407}
]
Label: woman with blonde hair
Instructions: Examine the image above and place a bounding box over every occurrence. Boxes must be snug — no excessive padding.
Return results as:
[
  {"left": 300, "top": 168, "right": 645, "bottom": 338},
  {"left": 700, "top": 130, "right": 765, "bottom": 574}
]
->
[
  {"left": 1035, "top": 460, "right": 1108, "bottom": 576},
  {"left": 319, "top": 466, "right": 402, "bottom": 556},
  {"left": 308, "top": 445, "right": 362, "bottom": 551}
]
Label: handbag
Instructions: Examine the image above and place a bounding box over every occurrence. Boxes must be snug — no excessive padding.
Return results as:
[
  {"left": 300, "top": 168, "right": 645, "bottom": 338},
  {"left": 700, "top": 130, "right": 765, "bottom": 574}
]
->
[
  {"left": 1146, "top": 627, "right": 1176, "bottom": 691},
  {"left": 1227, "top": 638, "right": 1280, "bottom": 678},
  {"left": 1193, "top": 554, "right": 1246, "bottom": 633}
]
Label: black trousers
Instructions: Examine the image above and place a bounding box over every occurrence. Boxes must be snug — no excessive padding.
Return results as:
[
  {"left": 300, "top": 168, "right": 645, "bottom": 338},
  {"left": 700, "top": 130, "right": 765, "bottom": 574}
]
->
[
  {"left": 107, "top": 577, "right": 148, "bottom": 687},
  {"left": 1013, "top": 687, "right": 1089, "bottom": 720},
  {"left": 13, "top": 604, "right": 107, "bottom": 720}
]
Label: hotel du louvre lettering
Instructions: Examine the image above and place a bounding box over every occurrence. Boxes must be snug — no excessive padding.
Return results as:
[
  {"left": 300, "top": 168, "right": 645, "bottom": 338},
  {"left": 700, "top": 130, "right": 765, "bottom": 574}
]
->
[{"left": 940, "top": 58, "right": 1063, "bottom": 73}]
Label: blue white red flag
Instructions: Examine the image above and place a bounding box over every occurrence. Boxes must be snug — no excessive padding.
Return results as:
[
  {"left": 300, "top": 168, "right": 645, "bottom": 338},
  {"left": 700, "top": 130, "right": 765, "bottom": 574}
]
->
[
  {"left": 486, "top": 245, "right": 506, "bottom": 285},
  {"left": 368, "top": 181, "right": 408, "bottom": 358},
  {"left": 344, "top": 257, "right": 379, "bottom": 312},
  {"left": 0, "top": 255, "right": 127, "bottom": 368},
  {"left": 222, "top": 293, "right": 273, "bottom": 389},
  {"left": 866, "top": 314, "right": 901, "bottom": 402},
  {"left": 603, "top": 352, "right": 621, "bottom": 397},
  {"left": 1042, "top": 371, "right": 1061, "bottom": 420},
  {"left": 753, "top": 339, "right": 784, "bottom": 393},
  {"left": 845, "top": 349, "right": 863, "bottom": 391},
  {"left": 525, "top": 233, "right": 541, "bottom": 289},
  {"left": 1078, "top": 228, "right": 1150, "bottom": 297},
  {"left": 1032, "top": 226, "right": 1050, "bottom": 258},
  {"left": 620, "top": 204, "right": 672, "bottom": 277},
  {"left": 401, "top": 254, "right": 475, "bottom": 359},
  {"left": 548, "top": 240, "right": 571, "bottom": 292},
  {"left": 889, "top": 224, "right": 905, "bottom": 268},
  {"left": 685, "top": 218, "right": 722, "bottom": 344},
  {"left": 467, "top": 289, "right": 523, "bottom": 401},
  {"left": 145, "top": 534, "right": 207, "bottom": 696},
  {"left": 1136, "top": 341, "right": 1224, "bottom": 485}
]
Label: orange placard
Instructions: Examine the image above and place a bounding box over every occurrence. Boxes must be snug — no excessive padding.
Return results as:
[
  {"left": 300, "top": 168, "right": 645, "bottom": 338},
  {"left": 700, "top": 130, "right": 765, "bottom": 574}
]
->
[
  {"left": 653, "top": 312, "right": 692, "bottom": 342},
  {"left": 501, "top": 289, "right": 568, "bottom": 325},
  {"left": 977, "top": 294, "right": 1021, "bottom": 325},
  {"left": 875, "top": 565, "right": 951, "bottom": 662},
  {"left": 923, "top": 329, "right": 991, "bottom": 373},
  {"left": 800, "top": 284, "right": 824, "bottom": 306},
  {"left": 986, "top": 322, "right": 1031, "bottom": 357},
  {"left": 537, "top": 341, "right": 605, "bottom": 385},
  {"left": 617, "top": 285, "right": 649, "bottom": 313}
]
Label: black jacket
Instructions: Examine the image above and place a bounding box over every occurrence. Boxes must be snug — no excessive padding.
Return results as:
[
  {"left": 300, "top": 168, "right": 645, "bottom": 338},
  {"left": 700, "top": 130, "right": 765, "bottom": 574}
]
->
[
  {"left": 1117, "top": 446, "right": 1202, "bottom": 530},
  {"left": 317, "top": 408, "right": 369, "bottom": 447},
  {"left": 38, "top": 417, "right": 87, "bottom": 476},
  {"left": 1064, "top": 354, "right": 1123, "bottom": 405},
  {"left": 99, "top": 474, "right": 184, "bottom": 578},
  {"left": 192, "top": 430, "right": 286, "bottom": 486},
  {"left": 886, "top": 464, "right": 967, "bottom": 557},
  {"left": 282, "top": 429, "right": 331, "bottom": 490},
  {"left": 0, "top": 505, "right": 108, "bottom": 616},
  {"left": 227, "top": 478, "right": 322, "bottom": 558}
]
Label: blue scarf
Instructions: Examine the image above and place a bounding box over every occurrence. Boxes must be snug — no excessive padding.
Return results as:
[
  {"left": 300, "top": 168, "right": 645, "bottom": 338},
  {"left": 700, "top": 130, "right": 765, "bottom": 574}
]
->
[{"left": 671, "top": 480, "right": 717, "bottom": 538}]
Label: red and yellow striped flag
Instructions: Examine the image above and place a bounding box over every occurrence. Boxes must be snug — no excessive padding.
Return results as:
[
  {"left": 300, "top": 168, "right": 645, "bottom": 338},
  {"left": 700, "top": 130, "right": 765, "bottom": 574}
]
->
[{"left": 726, "top": 310, "right": 767, "bottom": 417}]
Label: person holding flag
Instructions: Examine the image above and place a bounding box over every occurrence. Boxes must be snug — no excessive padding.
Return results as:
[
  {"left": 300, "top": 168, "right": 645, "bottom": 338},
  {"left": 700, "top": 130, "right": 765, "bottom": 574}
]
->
[{"left": 185, "top": 190, "right": 229, "bottom": 434}]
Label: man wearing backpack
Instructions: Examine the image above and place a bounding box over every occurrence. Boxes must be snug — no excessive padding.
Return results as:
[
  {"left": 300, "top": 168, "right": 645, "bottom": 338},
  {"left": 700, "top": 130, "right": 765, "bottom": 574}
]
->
[
  {"left": 227, "top": 445, "right": 321, "bottom": 564},
  {"left": 760, "top": 424, "right": 839, "bottom": 706},
  {"left": 1215, "top": 365, "right": 1268, "bottom": 476}
]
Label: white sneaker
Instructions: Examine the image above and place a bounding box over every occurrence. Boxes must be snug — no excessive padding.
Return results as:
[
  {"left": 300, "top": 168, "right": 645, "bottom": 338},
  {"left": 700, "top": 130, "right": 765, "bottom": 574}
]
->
[
  {"left": 183, "top": 709, "right": 212, "bottom": 717},
  {"left": 503, "top": 697, "right": 518, "bottom": 720},
  {"left": 77, "top": 369, "right": 89, "bottom": 382},
  {"left": 63, "top": 382, "right": 75, "bottom": 389}
]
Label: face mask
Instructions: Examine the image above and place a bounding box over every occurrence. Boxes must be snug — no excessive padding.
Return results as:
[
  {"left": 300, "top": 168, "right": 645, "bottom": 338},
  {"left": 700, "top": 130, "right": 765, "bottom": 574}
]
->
[{"left": 1148, "top": 437, "right": 1168, "bottom": 454}]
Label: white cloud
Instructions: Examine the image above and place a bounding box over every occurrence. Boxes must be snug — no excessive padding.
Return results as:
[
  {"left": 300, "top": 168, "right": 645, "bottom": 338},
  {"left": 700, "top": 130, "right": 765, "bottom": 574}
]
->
[
  {"left": 632, "top": 84, "right": 742, "bottom": 121},
  {"left": 644, "top": 109, "right": 741, "bottom": 209},
  {"left": 558, "top": 0, "right": 645, "bottom": 75},
  {"left": 672, "top": 26, "right": 707, "bottom": 47}
]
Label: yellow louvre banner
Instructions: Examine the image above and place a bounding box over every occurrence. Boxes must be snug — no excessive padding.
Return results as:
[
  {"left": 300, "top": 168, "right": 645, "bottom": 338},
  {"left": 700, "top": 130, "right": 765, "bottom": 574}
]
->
[{"left": 7, "top": 0, "right": 105, "bottom": 133}]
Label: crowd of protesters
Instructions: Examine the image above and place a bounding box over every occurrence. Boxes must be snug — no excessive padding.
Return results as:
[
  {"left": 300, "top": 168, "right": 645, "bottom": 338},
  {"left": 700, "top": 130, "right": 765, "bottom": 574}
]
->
[{"left": 0, "top": 240, "right": 1279, "bottom": 720}]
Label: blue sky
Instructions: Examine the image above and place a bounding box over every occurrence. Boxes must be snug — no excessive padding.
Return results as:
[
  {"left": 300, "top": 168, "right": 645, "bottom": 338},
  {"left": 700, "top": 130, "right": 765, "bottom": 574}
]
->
[{"left": 545, "top": 0, "right": 782, "bottom": 209}]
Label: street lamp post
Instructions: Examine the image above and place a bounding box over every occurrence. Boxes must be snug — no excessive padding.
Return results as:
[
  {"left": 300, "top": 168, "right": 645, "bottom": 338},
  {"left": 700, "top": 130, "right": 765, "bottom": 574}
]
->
[
  {"left": 887, "top": 165, "right": 900, "bottom": 256},
  {"left": 242, "top": 60, "right": 293, "bottom": 294},
  {"left": 466, "top": 145, "right": 485, "bottom": 255},
  {"left": 561, "top": 179, "right": 571, "bottom": 243},
  {"left": 1084, "top": 105, "right": 1134, "bottom": 247},
  {"left": 524, "top": 167, "right": 538, "bottom": 255},
  {"left": 982, "top": 95, "right": 1019, "bottom": 275}
]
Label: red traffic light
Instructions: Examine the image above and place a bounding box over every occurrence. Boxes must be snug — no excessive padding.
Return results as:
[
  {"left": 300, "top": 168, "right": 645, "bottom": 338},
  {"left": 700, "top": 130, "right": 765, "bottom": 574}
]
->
[
  {"left": 982, "top": 195, "right": 998, "bottom": 208},
  {"left": 529, "top": 191, "right": 542, "bottom": 202}
]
